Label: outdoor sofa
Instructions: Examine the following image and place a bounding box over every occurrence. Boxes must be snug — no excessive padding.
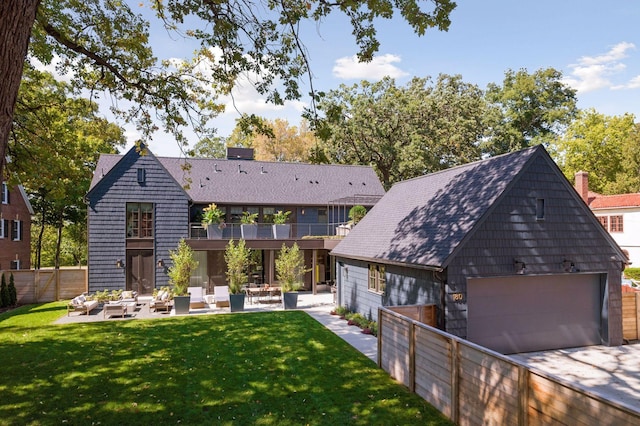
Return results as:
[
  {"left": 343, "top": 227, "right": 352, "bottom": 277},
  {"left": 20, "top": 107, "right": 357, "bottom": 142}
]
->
[{"left": 67, "top": 294, "right": 99, "bottom": 316}]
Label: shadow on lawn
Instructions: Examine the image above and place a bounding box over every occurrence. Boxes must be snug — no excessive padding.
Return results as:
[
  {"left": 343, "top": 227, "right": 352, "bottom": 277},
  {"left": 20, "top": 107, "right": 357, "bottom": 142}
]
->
[{"left": 0, "top": 311, "right": 452, "bottom": 425}]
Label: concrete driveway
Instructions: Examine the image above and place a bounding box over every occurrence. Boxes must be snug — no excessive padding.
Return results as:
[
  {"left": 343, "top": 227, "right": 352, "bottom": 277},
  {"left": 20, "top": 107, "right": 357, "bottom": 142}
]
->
[{"left": 510, "top": 344, "right": 640, "bottom": 412}]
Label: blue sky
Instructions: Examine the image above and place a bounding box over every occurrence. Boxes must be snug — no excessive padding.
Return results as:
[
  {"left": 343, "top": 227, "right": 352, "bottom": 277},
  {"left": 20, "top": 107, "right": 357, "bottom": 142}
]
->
[{"left": 128, "top": 1, "right": 640, "bottom": 156}]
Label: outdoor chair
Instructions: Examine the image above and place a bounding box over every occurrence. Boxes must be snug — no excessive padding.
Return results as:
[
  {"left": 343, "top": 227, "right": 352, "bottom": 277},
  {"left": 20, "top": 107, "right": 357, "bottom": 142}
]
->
[
  {"left": 119, "top": 290, "right": 138, "bottom": 304},
  {"left": 150, "top": 290, "right": 172, "bottom": 312},
  {"left": 188, "top": 286, "right": 206, "bottom": 309},
  {"left": 214, "top": 285, "right": 230, "bottom": 308}
]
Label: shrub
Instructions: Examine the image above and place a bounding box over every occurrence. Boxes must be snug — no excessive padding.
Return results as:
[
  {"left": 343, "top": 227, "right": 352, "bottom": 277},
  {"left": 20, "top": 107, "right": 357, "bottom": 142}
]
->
[
  {"left": 348, "top": 205, "right": 367, "bottom": 225},
  {"left": 8, "top": 273, "right": 16, "bottom": 306},
  {"left": 275, "top": 242, "right": 306, "bottom": 292},
  {"left": 168, "top": 239, "right": 199, "bottom": 296},
  {"left": 625, "top": 268, "right": 640, "bottom": 281},
  {"left": 0, "top": 274, "right": 8, "bottom": 308},
  {"left": 225, "top": 239, "right": 251, "bottom": 294}
]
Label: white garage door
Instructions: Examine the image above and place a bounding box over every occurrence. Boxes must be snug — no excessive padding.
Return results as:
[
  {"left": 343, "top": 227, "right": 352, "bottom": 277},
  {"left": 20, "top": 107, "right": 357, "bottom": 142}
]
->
[{"left": 467, "top": 274, "right": 602, "bottom": 354}]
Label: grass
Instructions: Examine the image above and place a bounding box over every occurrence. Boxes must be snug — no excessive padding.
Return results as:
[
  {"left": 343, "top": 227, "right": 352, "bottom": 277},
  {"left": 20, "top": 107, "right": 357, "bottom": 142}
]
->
[{"left": 0, "top": 303, "right": 452, "bottom": 425}]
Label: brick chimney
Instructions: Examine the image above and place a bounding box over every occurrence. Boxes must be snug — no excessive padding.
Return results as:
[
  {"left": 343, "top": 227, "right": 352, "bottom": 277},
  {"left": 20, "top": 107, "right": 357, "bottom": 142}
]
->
[{"left": 575, "top": 171, "right": 589, "bottom": 203}]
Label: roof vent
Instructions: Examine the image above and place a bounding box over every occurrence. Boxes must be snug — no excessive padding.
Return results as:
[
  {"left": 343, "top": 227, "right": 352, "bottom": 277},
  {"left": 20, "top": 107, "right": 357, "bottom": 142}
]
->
[
  {"left": 213, "top": 164, "right": 221, "bottom": 173},
  {"left": 261, "top": 166, "right": 267, "bottom": 174},
  {"left": 238, "top": 164, "right": 247, "bottom": 174}
]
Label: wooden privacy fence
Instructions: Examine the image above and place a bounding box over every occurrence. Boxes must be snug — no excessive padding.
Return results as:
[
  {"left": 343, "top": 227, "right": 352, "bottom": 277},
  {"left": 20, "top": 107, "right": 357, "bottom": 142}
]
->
[
  {"left": 622, "top": 292, "right": 640, "bottom": 340},
  {"left": 1, "top": 268, "right": 87, "bottom": 304},
  {"left": 378, "top": 306, "right": 640, "bottom": 425}
]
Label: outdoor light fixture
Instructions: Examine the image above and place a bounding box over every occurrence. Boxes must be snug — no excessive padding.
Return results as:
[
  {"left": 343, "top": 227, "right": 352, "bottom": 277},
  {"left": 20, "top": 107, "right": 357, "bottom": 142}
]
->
[
  {"left": 157, "top": 259, "right": 164, "bottom": 268},
  {"left": 514, "top": 259, "right": 526, "bottom": 275},
  {"left": 116, "top": 259, "right": 124, "bottom": 268}
]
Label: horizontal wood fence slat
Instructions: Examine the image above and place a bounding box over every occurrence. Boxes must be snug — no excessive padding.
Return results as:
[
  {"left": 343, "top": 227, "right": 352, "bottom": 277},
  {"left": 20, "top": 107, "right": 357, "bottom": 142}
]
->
[
  {"left": 378, "top": 306, "right": 640, "bottom": 425},
  {"left": 1, "top": 268, "right": 87, "bottom": 304}
]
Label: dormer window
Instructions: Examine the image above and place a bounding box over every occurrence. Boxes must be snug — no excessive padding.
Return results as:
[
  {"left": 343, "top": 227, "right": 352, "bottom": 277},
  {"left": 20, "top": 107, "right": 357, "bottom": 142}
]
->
[
  {"left": 536, "top": 198, "right": 545, "bottom": 220},
  {"left": 137, "top": 168, "right": 146, "bottom": 184}
]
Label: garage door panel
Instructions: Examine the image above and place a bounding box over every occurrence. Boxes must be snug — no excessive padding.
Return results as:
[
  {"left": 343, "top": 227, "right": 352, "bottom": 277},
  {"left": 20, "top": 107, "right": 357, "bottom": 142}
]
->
[{"left": 467, "top": 274, "right": 602, "bottom": 354}]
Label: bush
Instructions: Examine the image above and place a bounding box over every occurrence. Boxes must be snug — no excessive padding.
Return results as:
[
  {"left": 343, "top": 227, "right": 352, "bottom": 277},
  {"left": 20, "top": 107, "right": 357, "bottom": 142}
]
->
[
  {"left": 0, "top": 274, "right": 8, "bottom": 308},
  {"left": 168, "top": 239, "right": 199, "bottom": 296},
  {"left": 625, "top": 268, "right": 640, "bottom": 281},
  {"left": 8, "top": 274, "right": 17, "bottom": 306}
]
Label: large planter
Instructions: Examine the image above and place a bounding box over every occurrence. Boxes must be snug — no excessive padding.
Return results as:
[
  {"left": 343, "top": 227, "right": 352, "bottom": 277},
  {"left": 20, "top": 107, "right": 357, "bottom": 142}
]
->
[
  {"left": 241, "top": 224, "right": 258, "bottom": 239},
  {"left": 229, "top": 293, "right": 246, "bottom": 312},
  {"left": 173, "top": 295, "right": 191, "bottom": 315},
  {"left": 272, "top": 224, "right": 290, "bottom": 239},
  {"left": 206, "top": 224, "right": 223, "bottom": 239},
  {"left": 283, "top": 292, "right": 299, "bottom": 310}
]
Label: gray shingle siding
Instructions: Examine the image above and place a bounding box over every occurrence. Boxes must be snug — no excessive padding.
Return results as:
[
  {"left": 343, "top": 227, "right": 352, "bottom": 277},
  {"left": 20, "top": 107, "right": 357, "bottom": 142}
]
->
[
  {"left": 445, "top": 155, "right": 622, "bottom": 343},
  {"left": 87, "top": 150, "right": 190, "bottom": 292},
  {"left": 337, "top": 258, "right": 441, "bottom": 323}
]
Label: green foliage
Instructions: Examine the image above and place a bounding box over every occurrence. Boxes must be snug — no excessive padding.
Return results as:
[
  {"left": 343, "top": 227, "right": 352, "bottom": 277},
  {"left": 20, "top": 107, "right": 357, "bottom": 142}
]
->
[
  {"left": 225, "top": 239, "right": 251, "bottom": 294},
  {"left": 188, "top": 136, "right": 227, "bottom": 159},
  {"left": 201, "top": 203, "right": 225, "bottom": 227},
  {"left": 273, "top": 210, "right": 291, "bottom": 224},
  {"left": 240, "top": 211, "right": 258, "bottom": 224},
  {"left": 276, "top": 243, "right": 306, "bottom": 292},
  {"left": 8, "top": 274, "right": 17, "bottom": 307},
  {"left": 0, "top": 274, "right": 8, "bottom": 308},
  {"left": 167, "top": 239, "right": 199, "bottom": 296},
  {"left": 484, "top": 67, "right": 578, "bottom": 155},
  {"left": 348, "top": 205, "right": 367, "bottom": 225},
  {"left": 550, "top": 110, "right": 640, "bottom": 194},
  {"left": 625, "top": 268, "right": 640, "bottom": 281},
  {"left": 315, "top": 75, "right": 486, "bottom": 189}
]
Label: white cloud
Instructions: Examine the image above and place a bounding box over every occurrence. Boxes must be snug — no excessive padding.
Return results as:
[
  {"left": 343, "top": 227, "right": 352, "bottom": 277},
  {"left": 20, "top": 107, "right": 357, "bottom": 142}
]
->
[
  {"left": 332, "top": 54, "right": 408, "bottom": 80},
  {"left": 29, "top": 55, "right": 74, "bottom": 83},
  {"left": 564, "top": 42, "right": 636, "bottom": 92}
]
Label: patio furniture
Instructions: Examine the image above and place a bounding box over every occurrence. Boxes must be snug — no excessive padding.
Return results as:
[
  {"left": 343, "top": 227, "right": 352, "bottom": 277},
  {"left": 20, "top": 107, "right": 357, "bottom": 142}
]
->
[
  {"left": 103, "top": 302, "right": 127, "bottom": 318},
  {"left": 214, "top": 285, "right": 230, "bottom": 308},
  {"left": 67, "top": 294, "right": 99, "bottom": 316},
  {"left": 188, "top": 286, "right": 206, "bottom": 309},
  {"left": 119, "top": 290, "right": 138, "bottom": 304},
  {"left": 150, "top": 290, "right": 172, "bottom": 312}
]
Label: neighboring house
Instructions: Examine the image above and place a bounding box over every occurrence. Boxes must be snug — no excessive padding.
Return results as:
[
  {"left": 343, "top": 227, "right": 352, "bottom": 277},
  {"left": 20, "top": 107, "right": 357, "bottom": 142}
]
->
[
  {"left": 0, "top": 182, "right": 33, "bottom": 270},
  {"left": 575, "top": 171, "right": 640, "bottom": 266},
  {"left": 86, "top": 145, "right": 385, "bottom": 295},
  {"left": 332, "top": 145, "right": 627, "bottom": 354}
]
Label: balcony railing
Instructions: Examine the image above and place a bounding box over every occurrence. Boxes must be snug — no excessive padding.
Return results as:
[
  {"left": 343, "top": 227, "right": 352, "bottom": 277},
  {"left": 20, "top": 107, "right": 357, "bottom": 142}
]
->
[{"left": 189, "top": 222, "right": 351, "bottom": 240}]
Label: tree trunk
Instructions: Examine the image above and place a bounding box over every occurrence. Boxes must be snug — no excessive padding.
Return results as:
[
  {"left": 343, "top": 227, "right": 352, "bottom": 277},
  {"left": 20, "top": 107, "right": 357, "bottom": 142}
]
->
[
  {"left": 54, "top": 217, "right": 63, "bottom": 269},
  {"left": 0, "top": 1, "right": 40, "bottom": 180}
]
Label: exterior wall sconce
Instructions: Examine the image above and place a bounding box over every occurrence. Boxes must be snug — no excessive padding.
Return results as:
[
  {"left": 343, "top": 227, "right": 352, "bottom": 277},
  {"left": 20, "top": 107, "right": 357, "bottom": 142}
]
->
[
  {"left": 562, "top": 259, "right": 576, "bottom": 272},
  {"left": 514, "top": 259, "right": 526, "bottom": 275},
  {"left": 116, "top": 259, "right": 124, "bottom": 268},
  {"left": 157, "top": 259, "right": 164, "bottom": 268},
  {"left": 301, "top": 208, "right": 305, "bottom": 215}
]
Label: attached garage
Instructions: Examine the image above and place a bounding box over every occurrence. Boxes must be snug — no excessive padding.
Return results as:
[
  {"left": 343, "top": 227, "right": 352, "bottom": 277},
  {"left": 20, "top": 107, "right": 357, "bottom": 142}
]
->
[{"left": 467, "top": 274, "right": 603, "bottom": 354}]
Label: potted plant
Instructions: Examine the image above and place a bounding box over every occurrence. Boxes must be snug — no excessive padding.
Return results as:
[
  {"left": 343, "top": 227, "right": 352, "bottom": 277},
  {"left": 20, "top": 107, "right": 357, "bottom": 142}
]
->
[
  {"left": 225, "top": 239, "right": 251, "bottom": 312},
  {"left": 272, "top": 210, "right": 291, "bottom": 239},
  {"left": 275, "top": 242, "right": 306, "bottom": 309},
  {"left": 240, "top": 211, "right": 259, "bottom": 239},
  {"left": 167, "top": 239, "right": 199, "bottom": 314},
  {"left": 202, "top": 203, "right": 225, "bottom": 239}
]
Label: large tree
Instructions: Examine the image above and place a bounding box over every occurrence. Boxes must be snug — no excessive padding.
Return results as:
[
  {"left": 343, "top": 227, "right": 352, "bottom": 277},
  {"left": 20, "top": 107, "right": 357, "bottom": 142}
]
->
[
  {"left": 10, "top": 66, "right": 125, "bottom": 268},
  {"left": 550, "top": 109, "right": 640, "bottom": 194},
  {"left": 0, "top": 0, "right": 456, "bottom": 182},
  {"left": 314, "top": 74, "right": 487, "bottom": 188},
  {"left": 483, "top": 67, "right": 578, "bottom": 156}
]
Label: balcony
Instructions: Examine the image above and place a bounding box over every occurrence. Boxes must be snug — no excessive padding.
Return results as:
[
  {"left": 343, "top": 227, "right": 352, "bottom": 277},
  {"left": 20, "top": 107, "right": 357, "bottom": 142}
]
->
[{"left": 189, "top": 222, "right": 351, "bottom": 240}]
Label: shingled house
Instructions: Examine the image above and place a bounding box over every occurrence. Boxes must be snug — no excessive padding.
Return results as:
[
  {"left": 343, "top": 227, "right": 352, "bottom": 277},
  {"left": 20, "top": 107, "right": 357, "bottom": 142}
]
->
[
  {"left": 86, "top": 145, "right": 384, "bottom": 295},
  {"left": 332, "top": 145, "right": 627, "bottom": 354},
  {"left": 0, "top": 181, "right": 33, "bottom": 270}
]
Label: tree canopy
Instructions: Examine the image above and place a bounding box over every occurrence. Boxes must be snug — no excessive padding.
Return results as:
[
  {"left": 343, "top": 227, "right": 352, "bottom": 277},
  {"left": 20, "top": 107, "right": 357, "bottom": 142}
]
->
[
  {"left": 1, "top": 0, "right": 457, "bottom": 182},
  {"left": 314, "top": 75, "right": 487, "bottom": 188}
]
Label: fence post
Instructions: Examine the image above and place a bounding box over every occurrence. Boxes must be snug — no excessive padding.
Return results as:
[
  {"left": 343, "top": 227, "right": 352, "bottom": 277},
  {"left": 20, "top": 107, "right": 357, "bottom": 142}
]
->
[
  {"left": 518, "top": 364, "right": 529, "bottom": 426},
  {"left": 377, "top": 308, "right": 382, "bottom": 368},
  {"left": 450, "top": 339, "right": 460, "bottom": 424},
  {"left": 409, "top": 321, "right": 416, "bottom": 392}
]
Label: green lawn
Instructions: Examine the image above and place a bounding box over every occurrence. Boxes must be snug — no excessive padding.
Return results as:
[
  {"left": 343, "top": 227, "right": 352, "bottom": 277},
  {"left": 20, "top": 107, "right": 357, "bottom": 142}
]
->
[{"left": 0, "top": 303, "right": 452, "bottom": 425}]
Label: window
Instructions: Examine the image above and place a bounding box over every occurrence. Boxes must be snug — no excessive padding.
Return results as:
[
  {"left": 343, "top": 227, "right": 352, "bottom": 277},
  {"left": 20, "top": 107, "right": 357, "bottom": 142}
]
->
[
  {"left": 11, "top": 220, "right": 21, "bottom": 241},
  {"left": 597, "top": 216, "right": 608, "bottom": 229},
  {"left": 10, "top": 260, "right": 20, "bottom": 270},
  {"left": 137, "top": 168, "right": 146, "bottom": 184},
  {"left": 536, "top": 198, "right": 545, "bottom": 220},
  {"left": 1, "top": 183, "right": 7, "bottom": 204},
  {"left": 0, "top": 219, "right": 5, "bottom": 238},
  {"left": 262, "top": 207, "right": 283, "bottom": 224},
  {"left": 368, "top": 264, "right": 386, "bottom": 294},
  {"left": 318, "top": 208, "right": 328, "bottom": 224},
  {"left": 229, "top": 206, "right": 243, "bottom": 224},
  {"left": 127, "top": 203, "right": 154, "bottom": 238},
  {"left": 610, "top": 215, "right": 624, "bottom": 233}
]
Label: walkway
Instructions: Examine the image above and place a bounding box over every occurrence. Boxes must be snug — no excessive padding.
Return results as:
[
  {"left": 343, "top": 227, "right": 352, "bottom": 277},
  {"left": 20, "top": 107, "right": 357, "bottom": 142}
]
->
[{"left": 55, "top": 292, "right": 379, "bottom": 363}]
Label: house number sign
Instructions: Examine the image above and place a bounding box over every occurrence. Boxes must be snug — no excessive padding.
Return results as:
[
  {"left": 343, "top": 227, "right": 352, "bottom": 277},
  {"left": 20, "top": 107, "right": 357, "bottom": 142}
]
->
[{"left": 452, "top": 293, "right": 464, "bottom": 302}]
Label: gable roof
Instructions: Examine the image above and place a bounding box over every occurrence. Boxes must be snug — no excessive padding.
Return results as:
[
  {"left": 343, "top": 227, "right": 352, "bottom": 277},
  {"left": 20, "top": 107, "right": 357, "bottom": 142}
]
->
[
  {"left": 588, "top": 193, "right": 640, "bottom": 209},
  {"left": 332, "top": 145, "right": 578, "bottom": 269},
  {"left": 90, "top": 147, "right": 385, "bottom": 206}
]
